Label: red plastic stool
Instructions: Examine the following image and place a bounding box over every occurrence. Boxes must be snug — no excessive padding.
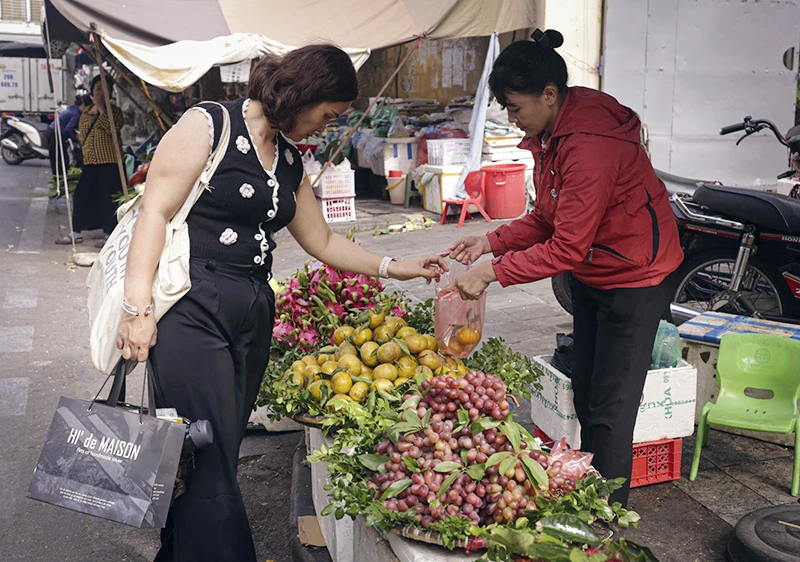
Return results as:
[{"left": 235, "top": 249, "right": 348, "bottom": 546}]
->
[{"left": 440, "top": 171, "right": 492, "bottom": 228}]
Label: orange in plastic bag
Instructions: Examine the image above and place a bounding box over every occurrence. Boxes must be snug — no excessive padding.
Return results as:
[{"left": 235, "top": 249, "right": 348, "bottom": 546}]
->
[{"left": 434, "top": 261, "right": 486, "bottom": 358}]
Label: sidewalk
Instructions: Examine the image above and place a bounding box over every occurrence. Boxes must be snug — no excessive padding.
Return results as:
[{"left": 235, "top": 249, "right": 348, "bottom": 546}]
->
[{"left": 264, "top": 209, "right": 798, "bottom": 562}]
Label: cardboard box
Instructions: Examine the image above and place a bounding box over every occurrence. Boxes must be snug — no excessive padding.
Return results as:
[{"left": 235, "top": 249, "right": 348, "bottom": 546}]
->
[{"left": 530, "top": 355, "right": 697, "bottom": 448}]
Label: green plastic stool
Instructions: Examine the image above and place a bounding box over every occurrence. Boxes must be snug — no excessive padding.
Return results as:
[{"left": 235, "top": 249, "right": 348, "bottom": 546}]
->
[{"left": 689, "top": 332, "right": 800, "bottom": 496}]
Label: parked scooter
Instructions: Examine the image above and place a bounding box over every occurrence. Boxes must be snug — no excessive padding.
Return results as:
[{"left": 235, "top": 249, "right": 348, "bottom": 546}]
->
[
  {"left": 1, "top": 114, "right": 50, "bottom": 165},
  {"left": 551, "top": 116, "right": 800, "bottom": 325}
]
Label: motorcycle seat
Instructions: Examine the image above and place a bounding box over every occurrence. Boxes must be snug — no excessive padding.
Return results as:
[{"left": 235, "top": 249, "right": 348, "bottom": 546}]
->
[
  {"left": 692, "top": 183, "right": 800, "bottom": 234},
  {"left": 19, "top": 119, "right": 50, "bottom": 133}
]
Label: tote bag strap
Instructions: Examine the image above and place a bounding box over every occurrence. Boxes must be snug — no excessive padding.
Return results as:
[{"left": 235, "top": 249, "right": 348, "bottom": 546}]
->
[{"left": 171, "top": 101, "right": 231, "bottom": 226}]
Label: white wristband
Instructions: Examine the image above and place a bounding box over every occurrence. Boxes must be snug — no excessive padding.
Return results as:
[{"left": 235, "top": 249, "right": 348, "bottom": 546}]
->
[{"left": 378, "top": 256, "right": 394, "bottom": 279}]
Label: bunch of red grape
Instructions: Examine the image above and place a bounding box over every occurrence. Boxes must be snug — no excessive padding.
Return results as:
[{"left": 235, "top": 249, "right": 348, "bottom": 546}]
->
[
  {"left": 419, "top": 372, "right": 512, "bottom": 423},
  {"left": 364, "top": 371, "right": 585, "bottom": 528}
]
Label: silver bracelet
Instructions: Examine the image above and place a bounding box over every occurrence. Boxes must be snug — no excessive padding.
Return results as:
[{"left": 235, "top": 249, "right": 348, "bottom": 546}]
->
[
  {"left": 122, "top": 299, "right": 154, "bottom": 317},
  {"left": 378, "top": 256, "right": 394, "bottom": 279}
]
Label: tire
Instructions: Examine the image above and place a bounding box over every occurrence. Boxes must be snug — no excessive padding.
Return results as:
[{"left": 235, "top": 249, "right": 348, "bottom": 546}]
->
[
  {"left": 673, "top": 249, "right": 794, "bottom": 319},
  {"left": 551, "top": 272, "right": 574, "bottom": 315},
  {"left": 1, "top": 134, "right": 24, "bottom": 165}
]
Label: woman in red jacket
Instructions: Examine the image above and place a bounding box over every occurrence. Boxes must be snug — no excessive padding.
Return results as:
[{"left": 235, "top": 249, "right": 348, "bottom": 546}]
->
[{"left": 444, "top": 29, "right": 683, "bottom": 507}]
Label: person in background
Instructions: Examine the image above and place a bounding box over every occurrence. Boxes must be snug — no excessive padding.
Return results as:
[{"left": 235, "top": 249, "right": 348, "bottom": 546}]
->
[
  {"left": 56, "top": 75, "right": 123, "bottom": 246},
  {"left": 443, "top": 29, "right": 683, "bottom": 508},
  {"left": 116, "top": 44, "right": 446, "bottom": 562},
  {"left": 48, "top": 94, "right": 89, "bottom": 176}
]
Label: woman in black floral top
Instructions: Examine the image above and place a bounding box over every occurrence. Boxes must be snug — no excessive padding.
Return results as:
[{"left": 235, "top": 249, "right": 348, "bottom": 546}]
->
[{"left": 117, "top": 45, "right": 446, "bottom": 562}]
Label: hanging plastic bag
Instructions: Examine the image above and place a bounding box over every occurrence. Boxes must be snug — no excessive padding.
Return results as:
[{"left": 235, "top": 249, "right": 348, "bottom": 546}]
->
[
  {"left": 434, "top": 261, "right": 486, "bottom": 358},
  {"left": 388, "top": 116, "right": 409, "bottom": 138},
  {"left": 651, "top": 320, "right": 681, "bottom": 369},
  {"left": 548, "top": 437, "right": 594, "bottom": 481},
  {"left": 301, "top": 149, "right": 322, "bottom": 176}
]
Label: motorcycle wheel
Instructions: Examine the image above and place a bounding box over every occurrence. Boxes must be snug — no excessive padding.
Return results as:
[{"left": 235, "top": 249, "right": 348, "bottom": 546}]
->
[
  {"left": 551, "top": 272, "right": 574, "bottom": 315},
  {"left": 1, "top": 134, "right": 24, "bottom": 165},
  {"left": 673, "top": 250, "right": 793, "bottom": 319}
]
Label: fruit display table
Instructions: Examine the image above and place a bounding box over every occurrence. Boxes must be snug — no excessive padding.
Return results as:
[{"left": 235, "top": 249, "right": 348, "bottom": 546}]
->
[
  {"left": 679, "top": 311, "right": 800, "bottom": 447},
  {"left": 309, "top": 427, "right": 481, "bottom": 562}
]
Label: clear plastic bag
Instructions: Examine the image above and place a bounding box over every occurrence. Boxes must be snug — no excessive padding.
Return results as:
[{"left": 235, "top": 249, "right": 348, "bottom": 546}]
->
[
  {"left": 548, "top": 437, "right": 594, "bottom": 481},
  {"left": 387, "top": 116, "right": 409, "bottom": 138},
  {"left": 434, "top": 261, "right": 485, "bottom": 358},
  {"left": 651, "top": 320, "right": 681, "bottom": 369}
]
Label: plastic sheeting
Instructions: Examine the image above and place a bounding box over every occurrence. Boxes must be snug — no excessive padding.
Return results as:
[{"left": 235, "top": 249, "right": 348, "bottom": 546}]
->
[
  {"left": 454, "top": 32, "right": 501, "bottom": 198},
  {"left": 100, "top": 32, "right": 370, "bottom": 93}
]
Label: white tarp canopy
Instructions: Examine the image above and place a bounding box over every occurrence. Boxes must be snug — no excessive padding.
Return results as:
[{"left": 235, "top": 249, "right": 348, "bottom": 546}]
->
[
  {"left": 46, "top": 0, "right": 537, "bottom": 90},
  {"left": 100, "top": 32, "right": 371, "bottom": 92}
]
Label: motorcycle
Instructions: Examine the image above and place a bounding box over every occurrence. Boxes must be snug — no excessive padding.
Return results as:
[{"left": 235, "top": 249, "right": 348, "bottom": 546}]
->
[
  {"left": 1, "top": 115, "right": 51, "bottom": 165},
  {"left": 551, "top": 116, "right": 800, "bottom": 325}
]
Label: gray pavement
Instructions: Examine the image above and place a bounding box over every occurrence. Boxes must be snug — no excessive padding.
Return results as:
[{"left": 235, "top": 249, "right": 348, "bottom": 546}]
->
[{"left": 0, "top": 160, "right": 796, "bottom": 562}]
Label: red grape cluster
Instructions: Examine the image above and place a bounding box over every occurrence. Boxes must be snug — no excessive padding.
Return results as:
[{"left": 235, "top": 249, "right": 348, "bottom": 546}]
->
[
  {"left": 419, "top": 372, "right": 511, "bottom": 423},
  {"left": 365, "top": 372, "right": 579, "bottom": 528}
]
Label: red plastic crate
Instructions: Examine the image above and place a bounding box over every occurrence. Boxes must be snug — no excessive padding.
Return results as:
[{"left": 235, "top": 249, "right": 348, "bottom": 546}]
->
[
  {"left": 630, "top": 438, "right": 682, "bottom": 488},
  {"left": 532, "top": 426, "right": 682, "bottom": 488}
]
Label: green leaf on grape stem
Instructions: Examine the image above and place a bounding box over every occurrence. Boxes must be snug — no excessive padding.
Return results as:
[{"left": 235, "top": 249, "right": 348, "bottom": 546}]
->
[
  {"left": 485, "top": 451, "right": 512, "bottom": 468},
  {"left": 499, "top": 456, "right": 517, "bottom": 476},
  {"left": 437, "top": 472, "right": 460, "bottom": 499},
  {"left": 516, "top": 424, "right": 540, "bottom": 451},
  {"left": 378, "top": 389, "right": 400, "bottom": 402},
  {"left": 433, "top": 461, "right": 462, "bottom": 473},
  {"left": 470, "top": 416, "right": 502, "bottom": 434},
  {"left": 466, "top": 463, "right": 486, "bottom": 481},
  {"left": 358, "top": 454, "right": 389, "bottom": 472},
  {"left": 460, "top": 448, "right": 469, "bottom": 465},
  {"left": 520, "top": 454, "right": 549, "bottom": 489},
  {"left": 500, "top": 421, "right": 522, "bottom": 455},
  {"left": 404, "top": 409, "right": 421, "bottom": 425},
  {"left": 380, "top": 478, "right": 413, "bottom": 500},
  {"left": 401, "top": 395, "right": 421, "bottom": 412},
  {"left": 402, "top": 457, "right": 421, "bottom": 473},
  {"left": 457, "top": 408, "right": 470, "bottom": 427}
]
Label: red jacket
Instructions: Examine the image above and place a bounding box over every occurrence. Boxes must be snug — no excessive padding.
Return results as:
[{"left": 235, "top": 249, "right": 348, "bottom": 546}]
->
[{"left": 488, "top": 87, "right": 683, "bottom": 290}]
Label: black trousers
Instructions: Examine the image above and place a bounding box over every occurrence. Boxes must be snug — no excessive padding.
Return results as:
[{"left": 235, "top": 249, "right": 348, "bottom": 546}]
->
[
  {"left": 150, "top": 258, "right": 274, "bottom": 562},
  {"left": 72, "top": 163, "right": 120, "bottom": 235},
  {"left": 569, "top": 273, "right": 676, "bottom": 508}
]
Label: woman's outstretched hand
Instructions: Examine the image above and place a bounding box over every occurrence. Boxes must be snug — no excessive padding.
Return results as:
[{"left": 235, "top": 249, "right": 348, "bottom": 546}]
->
[
  {"left": 442, "top": 235, "right": 491, "bottom": 265},
  {"left": 389, "top": 255, "right": 449, "bottom": 282}
]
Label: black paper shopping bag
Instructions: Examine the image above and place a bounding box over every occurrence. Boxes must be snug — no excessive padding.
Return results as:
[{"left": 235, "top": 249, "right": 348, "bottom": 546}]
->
[{"left": 27, "top": 360, "right": 184, "bottom": 528}]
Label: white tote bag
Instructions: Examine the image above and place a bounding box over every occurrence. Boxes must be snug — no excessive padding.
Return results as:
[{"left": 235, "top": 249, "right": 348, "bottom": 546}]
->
[{"left": 86, "top": 102, "right": 230, "bottom": 373}]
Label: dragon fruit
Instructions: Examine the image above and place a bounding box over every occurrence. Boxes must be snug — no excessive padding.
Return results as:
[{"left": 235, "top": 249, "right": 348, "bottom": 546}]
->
[{"left": 270, "top": 258, "right": 407, "bottom": 354}]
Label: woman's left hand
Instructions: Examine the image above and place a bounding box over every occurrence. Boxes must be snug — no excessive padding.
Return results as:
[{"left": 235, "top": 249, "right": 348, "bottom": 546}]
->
[
  {"left": 389, "top": 255, "right": 449, "bottom": 282},
  {"left": 443, "top": 261, "right": 497, "bottom": 300}
]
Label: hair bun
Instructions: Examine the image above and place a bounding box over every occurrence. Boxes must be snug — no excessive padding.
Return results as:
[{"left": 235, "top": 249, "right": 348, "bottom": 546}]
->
[{"left": 530, "top": 28, "right": 564, "bottom": 50}]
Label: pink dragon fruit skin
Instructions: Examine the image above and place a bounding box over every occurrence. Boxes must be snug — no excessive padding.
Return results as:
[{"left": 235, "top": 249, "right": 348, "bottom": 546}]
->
[
  {"left": 323, "top": 265, "right": 342, "bottom": 285},
  {"left": 298, "top": 328, "right": 320, "bottom": 349},
  {"left": 272, "top": 321, "right": 294, "bottom": 344},
  {"left": 391, "top": 306, "right": 407, "bottom": 318},
  {"left": 325, "top": 301, "right": 346, "bottom": 318}
]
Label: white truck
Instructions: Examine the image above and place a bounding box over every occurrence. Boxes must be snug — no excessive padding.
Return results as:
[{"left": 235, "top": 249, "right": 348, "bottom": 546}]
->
[{"left": 0, "top": 56, "right": 67, "bottom": 122}]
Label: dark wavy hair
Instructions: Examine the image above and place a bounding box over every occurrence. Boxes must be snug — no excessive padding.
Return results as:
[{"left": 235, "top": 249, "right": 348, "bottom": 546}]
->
[
  {"left": 248, "top": 44, "right": 359, "bottom": 132},
  {"left": 489, "top": 29, "right": 568, "bottom": 106}
]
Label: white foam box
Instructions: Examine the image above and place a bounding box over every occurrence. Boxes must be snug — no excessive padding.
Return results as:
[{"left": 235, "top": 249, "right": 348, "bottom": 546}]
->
[
  {"left": 308, "top": 427, "right": 355, "bottom": 562},
  {"left": 530, "top": 355, "right": 697, "bottom": 448},
  {"left": 419, "top": 164, "right": 477, "bottom": 216}
]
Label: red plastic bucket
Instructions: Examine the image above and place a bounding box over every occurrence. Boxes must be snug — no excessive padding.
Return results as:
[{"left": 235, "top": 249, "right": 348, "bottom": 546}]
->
[{"left": 480, "top": 163, "right": 526, "bottom": 219}]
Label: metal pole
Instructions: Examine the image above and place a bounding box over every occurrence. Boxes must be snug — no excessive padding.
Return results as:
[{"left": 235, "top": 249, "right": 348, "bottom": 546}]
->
[
  {"left": 91, "top": 32, "right": 129, "bottom": 202},
  {"left": 311, "top": 38, "right": 423, "bottom": 189}
]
